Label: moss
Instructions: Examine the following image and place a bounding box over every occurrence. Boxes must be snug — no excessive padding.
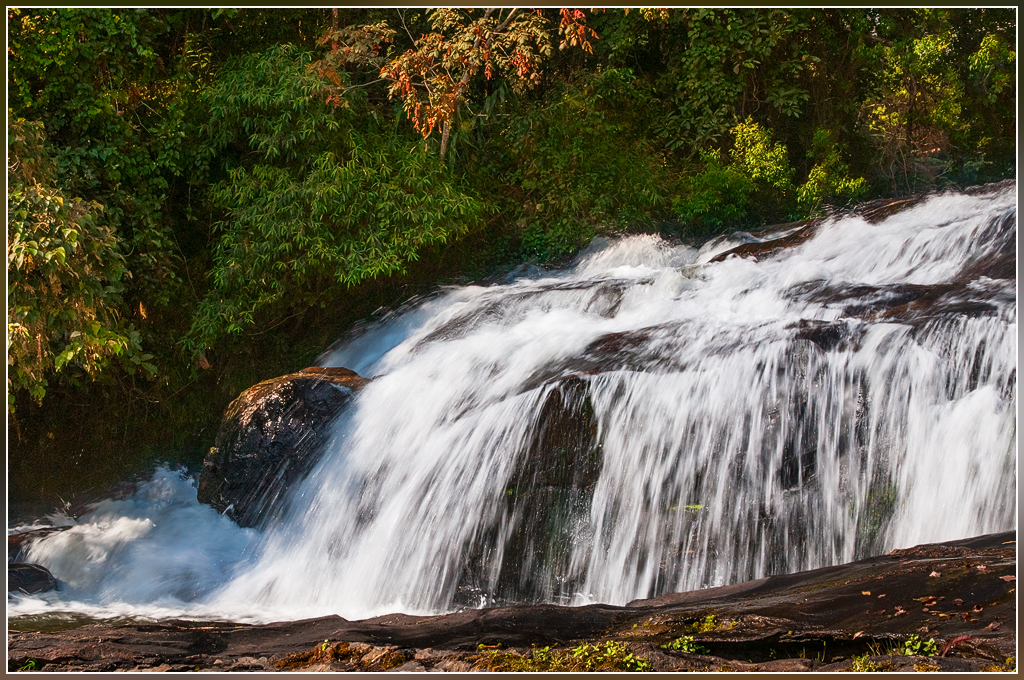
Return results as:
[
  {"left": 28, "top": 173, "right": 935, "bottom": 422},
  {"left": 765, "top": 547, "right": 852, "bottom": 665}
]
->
[
  {"left": 480, "top": 641, "right": 651, "bottom": 672},
  {"left": 274, "top": 642, "right": 356, "bottom": 670},
  {"left": 376, "top": 650, "right": 411, "bottom": 670},
  {"left": 848, "top": 654, "right": 889, "bottom": 672}
]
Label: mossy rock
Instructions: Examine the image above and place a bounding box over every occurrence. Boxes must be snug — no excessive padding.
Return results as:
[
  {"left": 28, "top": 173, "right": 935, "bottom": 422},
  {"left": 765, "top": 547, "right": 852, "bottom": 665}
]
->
[{"left": 196, "top": 367, "right": 369, "bottom": 528}]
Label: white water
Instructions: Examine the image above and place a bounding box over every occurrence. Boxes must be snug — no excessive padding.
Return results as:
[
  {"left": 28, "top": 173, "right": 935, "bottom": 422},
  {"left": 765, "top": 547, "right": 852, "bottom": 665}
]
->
[{"left": 9, "top": 187, "right": 1017, "bottom": 625}]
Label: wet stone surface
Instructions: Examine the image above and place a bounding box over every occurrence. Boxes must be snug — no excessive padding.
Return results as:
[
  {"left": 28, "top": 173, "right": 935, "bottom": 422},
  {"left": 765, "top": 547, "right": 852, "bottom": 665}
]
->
[
  {"left": 8, "top": 530, "right": 1015, "bottom": 672},
  {"left": 196, "top": 366, "right": 369, "bottom": 528}
]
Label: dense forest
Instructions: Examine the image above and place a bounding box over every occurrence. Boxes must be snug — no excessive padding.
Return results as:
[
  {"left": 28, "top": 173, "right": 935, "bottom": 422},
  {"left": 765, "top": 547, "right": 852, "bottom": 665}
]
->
[{"left": 7, "top": 8, "right": 1017, "bottom": 505}]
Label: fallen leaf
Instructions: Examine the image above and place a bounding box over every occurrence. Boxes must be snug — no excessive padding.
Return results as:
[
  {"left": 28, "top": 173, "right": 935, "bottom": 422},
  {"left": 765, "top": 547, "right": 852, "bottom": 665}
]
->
[
  {"left": 939, "top": 635, "right": 973, "bottom": 657},
  {"left": 984, "top": 622, "right": 1003, "bottom": 632},
  {"left": 877, "top": 593, "right": 886, "bottom": 598},
  {"left": 862, "top": 591, "right": 871, "bottom": 596},
  {"left": 853, "top": 631, "right": 865, "bottom": 639},
  {"left": 922, "top": 606, "right": 929, "bottom": 611},
  {"left": 953, "top": 598, "right": 964, "bottom": 606},
  {"left": 999, "top": 575, "right": 1015, "bottom": 582},
  {"left": 929, "top": 571, "right": 941, "bottom": 578},
  {"left": 972, "top": 604, "right": 983, "bottom": 613},
  {"left": 976, "top": 565, "right": 989, "bottom": 572}
]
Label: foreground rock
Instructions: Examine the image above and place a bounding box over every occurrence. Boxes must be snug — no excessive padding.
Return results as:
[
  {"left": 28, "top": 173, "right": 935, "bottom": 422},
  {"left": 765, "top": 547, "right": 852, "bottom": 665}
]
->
[
  {"left": 196, "top": 366, "right": 369, "bottom": 528},
  {"left": 8, "top": 531, "right": 1015, "bottom": 672},
  {"left": 7, "top": 564, "right": 58, "bottom": 596}
]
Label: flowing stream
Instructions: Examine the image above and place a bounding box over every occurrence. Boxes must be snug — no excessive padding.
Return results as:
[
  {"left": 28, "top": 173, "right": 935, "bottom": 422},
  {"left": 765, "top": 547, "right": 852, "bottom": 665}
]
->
[{"left": 9, "top": 186, "right": 1017, "bottom": 625}]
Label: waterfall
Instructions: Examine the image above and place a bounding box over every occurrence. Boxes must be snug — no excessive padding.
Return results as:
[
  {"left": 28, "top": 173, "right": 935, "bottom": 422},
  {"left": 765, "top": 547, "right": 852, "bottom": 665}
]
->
[{"left": 11, "top": 185, "right": 1017, "bottom": 625}]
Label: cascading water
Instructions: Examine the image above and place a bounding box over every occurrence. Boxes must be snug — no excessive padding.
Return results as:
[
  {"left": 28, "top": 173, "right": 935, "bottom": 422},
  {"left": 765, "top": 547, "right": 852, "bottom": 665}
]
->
[{"left": 9, "top": 185, "right": 1017, "bottom": 626}]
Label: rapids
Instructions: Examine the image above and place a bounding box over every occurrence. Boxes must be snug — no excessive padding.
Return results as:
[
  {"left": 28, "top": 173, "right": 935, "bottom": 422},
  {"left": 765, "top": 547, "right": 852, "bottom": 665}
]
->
[{"left": 9, "top": 185, "right": 1017, "bottom": 625}]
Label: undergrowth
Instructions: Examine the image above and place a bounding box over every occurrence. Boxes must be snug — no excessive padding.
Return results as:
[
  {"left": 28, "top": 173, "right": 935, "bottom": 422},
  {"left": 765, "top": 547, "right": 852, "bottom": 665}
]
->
[{"left": 481, "top": 641, "right": 651, "bottom": 672}]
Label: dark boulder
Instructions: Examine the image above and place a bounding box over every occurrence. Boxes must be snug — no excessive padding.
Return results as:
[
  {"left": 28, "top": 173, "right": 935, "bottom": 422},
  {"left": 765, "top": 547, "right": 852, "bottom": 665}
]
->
[
  {"left": 710, "top": 218, "right": 822, "bottom": 263},
  {"left": 8, "top": 563, "right": 58, "bottom": 595},
  {"left": 196, "top": 366, "right": 369, "bottom": 528},
  {"left": 457, "top": 376, "right": 602, "bottom": 606},
  {"left": 8, "top": 527, "right": 70, "bottom": 563}
]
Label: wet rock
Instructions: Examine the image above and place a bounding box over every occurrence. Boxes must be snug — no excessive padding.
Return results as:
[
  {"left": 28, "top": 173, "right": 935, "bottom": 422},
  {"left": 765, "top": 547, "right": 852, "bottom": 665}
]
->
[
  {"left": 196, "top": 366, "right": 369, "bottom": 528},
  {"left": 855, "top": 195, "right": 926, "bottom": 223},
  {"left": 708, "top": 180, "right": 1012, "bottom": 268},
  {"left": 791, "top": 319, "right": 864, "bottom": 353},
  {"left": 955, "top": 209, "right": 1016, "bottom": 283},
  {"left": 6, "top": 531, "right": 1015, "bottom": 672},
  {"left": 457, "top": 377, "right": 602, "bottom": 606},
  {"left": 8, "top": 527, "right": 69, "bottom": 563},
  {"left": 710, "top": 219, "right": 822, "bottom": 263},
  {"left": 787, "top": 281, "right": 1001, "bottom": 327},
  {"left": 962, "top": 178, "right": 1016, "bottom": 197},
  {"left": 8, "top": 563, "right": 58, "bottom": 595}
]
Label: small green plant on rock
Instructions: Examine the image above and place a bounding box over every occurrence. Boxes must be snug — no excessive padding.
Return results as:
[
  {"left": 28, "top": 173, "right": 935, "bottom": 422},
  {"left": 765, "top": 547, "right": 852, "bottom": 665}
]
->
[
  {"left": 849, "top": 654, "right": 884, "bottom": 672},
  {"left": 697, "top": 614, "right": 719, "bottom": 632},
  {"left": 901, "top": 635, "right": 938, "bottom": 657},
  {"left": 661, "top": 635, "right": 710, "bottom": 654},
  {"left": 17, "top": 658, "right": 39, "bottom": 672},
  {"left": 570, "top": 641, "right": 651, "bottom": 672},
  {"left": 482, "top": 641, "right": 651, "bottom": 672}
]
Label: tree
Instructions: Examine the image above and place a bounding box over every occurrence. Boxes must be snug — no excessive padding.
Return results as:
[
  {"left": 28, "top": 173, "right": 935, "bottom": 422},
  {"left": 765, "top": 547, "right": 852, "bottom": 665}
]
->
[
  {"left": 7, "top": 117, "right": 153, "bottom": 410},
  {"left": 316, "top": 8, "right": 598, "bottom": 163},
  {"left": 184, "top": 43, "right": 485, "bottom": 358}
]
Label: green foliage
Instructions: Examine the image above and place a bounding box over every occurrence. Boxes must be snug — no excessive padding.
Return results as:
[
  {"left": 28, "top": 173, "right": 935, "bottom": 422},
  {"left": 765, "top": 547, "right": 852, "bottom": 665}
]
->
[
  {"left": 674, "top": 119, "right": 797, "bottom": 232},
  {"left": 483, "top": 641, "right": 651, "bottom": 672},
  {"left": 17, "top": 658, "right": 39, "bottom": 671},
  {"left": 797, "top": 129, "right": 868, "bottom": 214},
  {"left": 656, "top": 9, "right": 816, "bottom": 150},
  {"left": 849, "top": 654, "right": 884, "bottom": 672},
  {"left": 673, "top": 149, "right": 753, "bottom": 235},
  {"left": 570, "top": 641, "right": 652, "bottom": 672},
  {"left": 6, "top": 7, "right": 1017, "bottom": 505},
  {"left": 7, "top": 8, "right": 187, "bottom": 309},
  {"left": 900, "top": 635, "right": 938, "bottom": 657},
  {"left": 731, "top": 118, "right": 794, "bottom": 194},
  {"left": 694, "top": 613, "right": 723, "bottom": 633},
  {"left": 185, "top": 44, "right": 484, "bottom": 356},
  {"left": 967, "top": 33, "right": 1015, "bottom": 106},
  {"left": 661, "top": 636, "right": 710, "bottom": 654},
  {"left": 507, "top": 67, "right": 670, "bottom": 261},
  {"left": 7, "top": 117, "right": 153, "bottom": 411}
]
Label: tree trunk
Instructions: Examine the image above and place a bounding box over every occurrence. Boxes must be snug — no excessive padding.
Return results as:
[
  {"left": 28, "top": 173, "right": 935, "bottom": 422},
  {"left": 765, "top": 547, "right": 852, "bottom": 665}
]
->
[{"left": 440, "top": 120, "right": 452, "bottom": 164}]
